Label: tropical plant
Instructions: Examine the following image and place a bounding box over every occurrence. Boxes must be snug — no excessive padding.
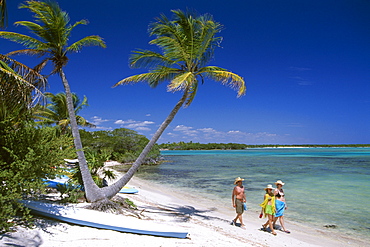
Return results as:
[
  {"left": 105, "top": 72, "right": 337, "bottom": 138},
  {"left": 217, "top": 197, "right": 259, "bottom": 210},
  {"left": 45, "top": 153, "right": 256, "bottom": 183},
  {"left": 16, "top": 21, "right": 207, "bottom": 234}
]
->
[
  {"left": 33, "top": 92, "right": 96, "bottom": 134},
  {"left": 109, "top": 10, "right": 246, "bottom": 196},
  {"left": 79, "top": 128, "right": 161, "bottom": 164},
  {"left": 0, "top": 121, "right": 75, "bottom": 232},
  {"left": 0, "top": 54, "right": 46, "bottom": 123},
  {"left": 0, "top": 1, "right": 106, "bottom": 202}
]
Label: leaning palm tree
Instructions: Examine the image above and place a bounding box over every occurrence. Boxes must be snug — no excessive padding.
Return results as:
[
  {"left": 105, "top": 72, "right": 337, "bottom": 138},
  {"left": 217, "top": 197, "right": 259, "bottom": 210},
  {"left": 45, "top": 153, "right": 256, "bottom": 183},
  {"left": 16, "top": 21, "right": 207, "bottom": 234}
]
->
[
  {"left": 107, "top": 10, "right": 246, "bottom": 197},
  {"left": 34, "top": 92, "right": 96, "bottom": 134},
  {"left": 0, "top": 1, "right": 106, "bottom": 202}
]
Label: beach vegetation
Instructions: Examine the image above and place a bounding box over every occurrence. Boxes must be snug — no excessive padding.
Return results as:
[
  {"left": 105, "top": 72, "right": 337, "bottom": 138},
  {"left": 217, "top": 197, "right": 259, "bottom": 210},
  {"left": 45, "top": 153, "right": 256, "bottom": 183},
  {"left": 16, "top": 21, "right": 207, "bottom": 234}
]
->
[
  {"left": 33, "top": 92, "right": 96, "bottom": 134},
  {"left": 0, "top": 3, "right": 64, "bottom": 231},
  {"left": 0, "top": 0, "right": 107, "bottom": 202},
  {"left": 0, "top": 54, "right": 46, "bottom": 124},
  {"left": 67, "top": 148, "right": 115, "bottom": 189},
  {"left": 0, "top": 120, "right": 75, "bottom": 233},
  {"left": 57, "top": 184, "right": 85, "bottom": 203},
  {"left": 80, "top": 128, "right": 161, "bottom": 165},
  {"left": 123, "top": 198, "right": 137, "bottom": 210},
  {"left": 110, "top": 9, "right": 246, "bottom": 199}
]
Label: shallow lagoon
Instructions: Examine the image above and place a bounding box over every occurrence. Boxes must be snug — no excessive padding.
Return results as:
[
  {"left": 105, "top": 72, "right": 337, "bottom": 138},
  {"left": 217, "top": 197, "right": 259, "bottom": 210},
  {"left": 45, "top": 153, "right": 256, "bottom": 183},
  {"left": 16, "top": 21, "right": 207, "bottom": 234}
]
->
[{"left": 136, "top": 148, "right": 370, "bottom": 240}]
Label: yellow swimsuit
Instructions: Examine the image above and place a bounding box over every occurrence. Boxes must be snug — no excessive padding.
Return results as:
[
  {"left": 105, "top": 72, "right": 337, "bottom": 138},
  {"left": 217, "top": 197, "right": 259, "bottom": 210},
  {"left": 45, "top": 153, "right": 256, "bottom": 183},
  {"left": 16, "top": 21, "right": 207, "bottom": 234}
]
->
[{"left": 260, "top": 194, "right": 276, "bottom": 216}]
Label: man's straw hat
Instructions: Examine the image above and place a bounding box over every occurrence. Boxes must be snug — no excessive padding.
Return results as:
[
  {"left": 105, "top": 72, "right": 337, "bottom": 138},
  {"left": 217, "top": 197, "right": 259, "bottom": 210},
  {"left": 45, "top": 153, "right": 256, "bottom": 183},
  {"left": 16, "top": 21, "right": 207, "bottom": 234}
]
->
[{"left": 234, "top": 177, "right": 244, "bottom": 184}]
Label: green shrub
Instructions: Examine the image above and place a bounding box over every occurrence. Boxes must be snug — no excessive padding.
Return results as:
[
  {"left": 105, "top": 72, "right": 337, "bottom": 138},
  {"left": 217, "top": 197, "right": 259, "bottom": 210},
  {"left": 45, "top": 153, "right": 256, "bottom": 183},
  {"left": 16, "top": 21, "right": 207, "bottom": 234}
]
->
[
  {"left": 0, "top": 120, "right": 75, "bottom": 233},
  {"left": 80, "top": 128, "right": 161, "bottom": 165}
]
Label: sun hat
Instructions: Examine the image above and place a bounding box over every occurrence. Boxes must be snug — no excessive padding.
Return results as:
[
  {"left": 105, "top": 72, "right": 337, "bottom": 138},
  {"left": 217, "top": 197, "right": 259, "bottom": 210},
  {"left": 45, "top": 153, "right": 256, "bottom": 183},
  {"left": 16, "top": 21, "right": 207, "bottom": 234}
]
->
[
  {"left": 275, "top": 180, "right": 285, "bottom": 186},
  {"left": 264, "top": 184, "right": 274, "bottom": 191},
  {"left": 234, "top": 177, "right": 244, "bottom": 184}
]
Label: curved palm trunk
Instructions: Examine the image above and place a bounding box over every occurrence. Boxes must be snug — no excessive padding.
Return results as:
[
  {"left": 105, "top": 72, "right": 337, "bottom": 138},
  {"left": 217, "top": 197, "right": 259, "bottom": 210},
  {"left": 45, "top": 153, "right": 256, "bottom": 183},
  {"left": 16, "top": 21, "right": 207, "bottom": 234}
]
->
[
  {"left": 59, "top": 70, "right": 105, "bottom": 202},
  {"left": 102, "top": 90, "right": 189, "bottom": 198}
]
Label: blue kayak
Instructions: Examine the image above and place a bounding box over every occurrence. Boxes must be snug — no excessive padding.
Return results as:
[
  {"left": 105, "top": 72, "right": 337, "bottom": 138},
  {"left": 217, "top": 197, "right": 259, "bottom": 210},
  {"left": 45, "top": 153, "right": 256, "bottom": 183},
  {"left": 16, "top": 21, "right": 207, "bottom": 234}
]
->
[{"left": 44, "top": 176, "right": 138, "bottom": 194}]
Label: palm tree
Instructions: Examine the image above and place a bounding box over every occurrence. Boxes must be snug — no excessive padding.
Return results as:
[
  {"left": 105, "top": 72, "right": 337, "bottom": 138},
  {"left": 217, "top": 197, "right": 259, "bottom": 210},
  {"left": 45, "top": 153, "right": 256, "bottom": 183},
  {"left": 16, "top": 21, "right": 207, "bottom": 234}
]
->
[
  {"left": 34, "top": 92, "right": 96, "bottom": 133},
  {"left": 107, "top": 10, "right": 246, "bottom": 198},
  {"left": 0, "top": 1, "right": 106, "bottom": 202},
  {"left": 0, "top": 54, "right": 46, "bottom": 122}
]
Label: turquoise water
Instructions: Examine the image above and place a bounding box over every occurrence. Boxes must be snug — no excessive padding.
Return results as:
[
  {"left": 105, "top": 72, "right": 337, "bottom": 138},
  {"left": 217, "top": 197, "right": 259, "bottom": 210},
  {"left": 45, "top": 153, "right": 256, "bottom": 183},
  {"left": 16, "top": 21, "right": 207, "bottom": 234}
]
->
[{"left": 136, "top": 148, "right": 370, "bottom": 240}]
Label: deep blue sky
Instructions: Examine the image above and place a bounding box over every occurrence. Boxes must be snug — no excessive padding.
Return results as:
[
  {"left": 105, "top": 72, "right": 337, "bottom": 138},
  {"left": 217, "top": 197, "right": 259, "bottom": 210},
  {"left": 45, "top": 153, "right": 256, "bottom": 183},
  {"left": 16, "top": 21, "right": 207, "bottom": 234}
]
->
[{"left": 4, "top": 0, "right": 370, "bottom": 144}]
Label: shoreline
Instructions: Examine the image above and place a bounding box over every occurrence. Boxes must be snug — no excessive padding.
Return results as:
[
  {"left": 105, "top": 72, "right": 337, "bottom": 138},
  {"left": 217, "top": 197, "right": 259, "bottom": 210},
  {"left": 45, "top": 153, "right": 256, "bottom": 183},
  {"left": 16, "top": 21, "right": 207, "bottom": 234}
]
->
[
  {"left": 1, "top": 175, "right": 367, "bottom": 247},
  {"left": 127, "top": 176, "right": 367, "bottom": 247}
]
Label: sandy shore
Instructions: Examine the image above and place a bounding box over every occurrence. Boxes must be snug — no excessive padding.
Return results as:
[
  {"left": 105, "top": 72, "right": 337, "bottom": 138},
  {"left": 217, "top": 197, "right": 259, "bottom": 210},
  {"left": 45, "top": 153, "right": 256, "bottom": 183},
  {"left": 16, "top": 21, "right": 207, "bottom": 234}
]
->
[{"left": 1, "top": 175, "right": 367, "bottom": 247}]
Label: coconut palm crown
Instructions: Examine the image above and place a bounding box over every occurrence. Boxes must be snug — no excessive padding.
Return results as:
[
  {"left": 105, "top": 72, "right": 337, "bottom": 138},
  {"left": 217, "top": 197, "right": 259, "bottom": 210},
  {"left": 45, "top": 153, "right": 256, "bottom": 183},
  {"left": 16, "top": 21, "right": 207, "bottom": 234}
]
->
[
  {"left": 34, "top": 92, "right": 96, "bottom": 133},
  {"left": 114, "top": 9, "right": 246, "bottom": 104},
  {"left": 0, "top": 1, "right": 105, "bottom": 74}
]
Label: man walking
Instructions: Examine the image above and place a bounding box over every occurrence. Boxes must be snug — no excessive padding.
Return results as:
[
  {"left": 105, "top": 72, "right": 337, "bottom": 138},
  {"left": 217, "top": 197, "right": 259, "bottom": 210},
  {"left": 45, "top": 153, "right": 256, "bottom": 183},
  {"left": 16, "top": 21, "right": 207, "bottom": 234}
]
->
[{"left": 232, "top": 177, "right": 246, "bottom": 228}]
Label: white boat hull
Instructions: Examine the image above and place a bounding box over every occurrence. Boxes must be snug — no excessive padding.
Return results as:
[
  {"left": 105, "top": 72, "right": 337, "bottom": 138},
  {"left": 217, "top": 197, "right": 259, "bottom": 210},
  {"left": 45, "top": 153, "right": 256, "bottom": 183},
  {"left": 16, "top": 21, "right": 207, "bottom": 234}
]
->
[{"left": 21, "top": 200, "right": 188, "bottom": 239}]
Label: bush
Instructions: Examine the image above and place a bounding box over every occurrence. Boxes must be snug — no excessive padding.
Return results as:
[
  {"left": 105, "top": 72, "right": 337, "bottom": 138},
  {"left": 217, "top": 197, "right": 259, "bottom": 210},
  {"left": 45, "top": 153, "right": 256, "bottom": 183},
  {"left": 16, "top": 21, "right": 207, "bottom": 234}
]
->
[
  {"left": 0, "top": 120, "right": 75, "bottom": 233},
  {"left": 80, "top": 128, "right": 161, "bottom": 165}
]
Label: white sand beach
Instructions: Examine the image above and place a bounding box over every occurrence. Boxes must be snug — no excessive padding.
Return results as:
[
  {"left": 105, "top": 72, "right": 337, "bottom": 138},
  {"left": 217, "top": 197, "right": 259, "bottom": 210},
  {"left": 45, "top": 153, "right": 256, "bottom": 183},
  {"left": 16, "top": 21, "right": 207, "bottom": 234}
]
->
[{"left": 1, "top": 175, "right": 367, "bottom": 247}]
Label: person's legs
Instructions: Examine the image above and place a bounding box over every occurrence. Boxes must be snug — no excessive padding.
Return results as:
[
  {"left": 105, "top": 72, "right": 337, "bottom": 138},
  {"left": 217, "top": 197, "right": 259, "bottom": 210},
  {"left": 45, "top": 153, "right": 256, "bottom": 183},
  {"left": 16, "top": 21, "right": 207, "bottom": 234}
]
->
[
  {"left": 268, "top": 214, "right": 277, "bottom": 235},
  {"left": 262, "top": 219, "right": 269, "bottom": 230},
  {"left": 238, "top": 214, "right": 244, "bottom": 226},
  {"left": 233, "top": 213, "right": 241, "bottom": 224},
  {"left": 233, "top": 199, "right": 244, "bottom": 226},
  {"left": 279, "top": 215, "right": 290, "bottom": 233},
  {"left": 272, "top": 216, "right": 278, "bottom": 229}
]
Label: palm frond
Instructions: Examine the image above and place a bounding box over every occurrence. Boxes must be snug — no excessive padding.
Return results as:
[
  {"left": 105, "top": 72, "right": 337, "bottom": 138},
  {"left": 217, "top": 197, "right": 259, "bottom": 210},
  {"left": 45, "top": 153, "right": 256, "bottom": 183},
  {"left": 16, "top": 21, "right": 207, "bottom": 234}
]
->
[
  {"left": 114, "top": 68, "right": 179, "bottom": 88},
  {"left": 33, "top": 92, "right": 93, "bottom": 129},
  {"left": 201, "top": 67, "right": 246, "bottom": 97},
  {"left": 0, "top": 31, "right": 43, "bottom": 49},
  {"left": 33, "top": 57, "right": 50, "bottom": 73},
  {"left": 129, "top": 49, "right": 175, "bottom": 69},
  {"left": 0, "top": 61, "right": 44, "bottom": 109},
  {"left": 0, "top": 57, "right": 45, "bottom": 92},
  {"left": 194, "top": 18, "right": 222, "bottom": 66},
  {"left": 67, "top": 35, "right": 106, "bottom": 53},
  {"left": 149, "top": 12, "right": 191, "bottom": 65},
  {"left": 6, "top": 49, "right": 47, "bottom": 57},
  {"left": 14, "top": 20, "right": 43, "bottom": 33},
  {"left": 74, "top": 95, "right": 89, "bottom": 113},
  {"left": 150, "top": 36, "right": 189, "bottom": 64},
  {"left": 76, "top": 115, "right": 96, "bottom": 128},
  {"left": 167, "top": 72, "right": 195, "bottom": 92},
  {"left": 69, "top": 19, "right": 88, "bottom": 29},
  {"left": 32, "top": 105, "right": 56, "bottom": 123},
  {"left": 184, "top": 80, "right": 198, "bottom": 107}
]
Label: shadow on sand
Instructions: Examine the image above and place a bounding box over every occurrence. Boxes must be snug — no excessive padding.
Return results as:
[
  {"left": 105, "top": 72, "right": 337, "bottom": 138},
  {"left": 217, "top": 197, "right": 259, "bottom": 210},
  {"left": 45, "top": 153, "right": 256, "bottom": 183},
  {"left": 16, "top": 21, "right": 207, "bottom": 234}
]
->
[{"left": 0, "top": 217, "right": 62, "bottom": 247}]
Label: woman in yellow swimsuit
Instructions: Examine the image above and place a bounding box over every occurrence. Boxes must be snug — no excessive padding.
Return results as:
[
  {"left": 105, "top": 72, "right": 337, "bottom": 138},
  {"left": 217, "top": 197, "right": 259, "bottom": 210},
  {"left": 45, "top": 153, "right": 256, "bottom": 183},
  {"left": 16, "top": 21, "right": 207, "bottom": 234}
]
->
[{"left": 260, "top": 184, "right": 277, "bottom": 235}]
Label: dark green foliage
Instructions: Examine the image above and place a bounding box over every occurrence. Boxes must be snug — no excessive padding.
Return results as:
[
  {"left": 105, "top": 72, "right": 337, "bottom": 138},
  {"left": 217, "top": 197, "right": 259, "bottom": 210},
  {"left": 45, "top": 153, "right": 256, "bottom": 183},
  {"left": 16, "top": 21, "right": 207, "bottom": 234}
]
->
[
  {"left": 0, "top": 120, "right": 75, "bottom": 233},
  {"left": 123, "top": 198, "right": 137, "bottom": 210},
  {"left": 67, "top": 149, "right": 115, "bottom": 190},
  {"left": 57, "top": 183, "right": 85, "bottom": 203},
  {"left": 80, "top": 128, "right": 161, "bottom": 165}
]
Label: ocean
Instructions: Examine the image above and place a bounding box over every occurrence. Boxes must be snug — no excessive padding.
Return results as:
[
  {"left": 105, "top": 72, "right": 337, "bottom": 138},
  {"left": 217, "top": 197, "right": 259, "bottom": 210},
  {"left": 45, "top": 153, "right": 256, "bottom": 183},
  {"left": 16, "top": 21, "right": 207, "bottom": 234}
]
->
[{"left": 135, "top": 147, "right": 370, "bottom": 240}]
